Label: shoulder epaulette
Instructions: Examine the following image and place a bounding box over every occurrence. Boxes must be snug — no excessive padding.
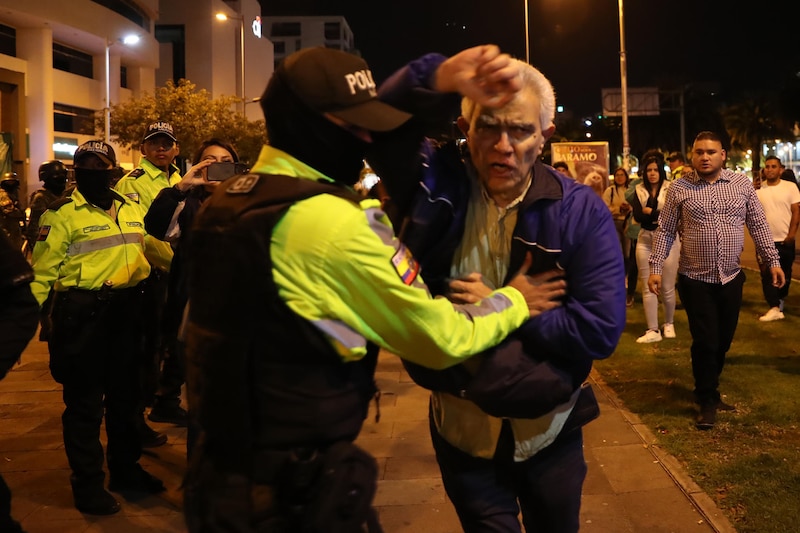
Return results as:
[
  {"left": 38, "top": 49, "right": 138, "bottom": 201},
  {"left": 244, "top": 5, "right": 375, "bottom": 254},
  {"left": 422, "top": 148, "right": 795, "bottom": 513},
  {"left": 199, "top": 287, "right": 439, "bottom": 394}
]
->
[
  {"left": 127, "top": 168, "right": 146, "bottom": 179},
  {"left": 48, "top": 197, "right": 74, "bottom": 211}
]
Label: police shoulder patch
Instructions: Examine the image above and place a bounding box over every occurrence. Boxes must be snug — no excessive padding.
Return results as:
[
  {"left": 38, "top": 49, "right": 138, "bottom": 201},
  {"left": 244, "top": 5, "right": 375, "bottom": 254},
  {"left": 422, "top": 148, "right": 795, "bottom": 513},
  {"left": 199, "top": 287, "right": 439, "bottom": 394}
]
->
[
  {"left": 227, "top": 174, "right": 260, "bottom": 194},
  {"left": 127, "top": 168, "right": 146, "bottom": 179},
  {"left": 37, "top": 226, "right": 51, "bottom": 241},
  {"left": 391, "top": 243, "right": 420, "bottom": 285}
]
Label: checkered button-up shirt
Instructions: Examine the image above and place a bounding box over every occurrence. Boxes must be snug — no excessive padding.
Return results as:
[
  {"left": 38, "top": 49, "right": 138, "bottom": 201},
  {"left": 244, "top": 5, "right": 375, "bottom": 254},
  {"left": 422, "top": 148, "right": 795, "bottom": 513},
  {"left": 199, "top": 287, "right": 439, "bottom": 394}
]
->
[{"left": 650, "top": 169, "right": 780, "bottom": 285}]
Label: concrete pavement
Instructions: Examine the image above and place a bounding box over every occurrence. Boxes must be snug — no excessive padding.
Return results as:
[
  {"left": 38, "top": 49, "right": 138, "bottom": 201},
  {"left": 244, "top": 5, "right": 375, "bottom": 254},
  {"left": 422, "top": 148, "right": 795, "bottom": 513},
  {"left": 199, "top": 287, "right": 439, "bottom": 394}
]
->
[{"left": 2, "top": 334, "right": 738, "bottom": 532}]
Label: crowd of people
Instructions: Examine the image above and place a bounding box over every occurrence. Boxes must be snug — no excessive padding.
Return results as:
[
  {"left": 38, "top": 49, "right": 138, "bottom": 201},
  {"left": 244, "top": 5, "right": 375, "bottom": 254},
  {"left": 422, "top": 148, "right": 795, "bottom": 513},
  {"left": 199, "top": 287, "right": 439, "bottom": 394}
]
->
[{"left": 0, "top": 41, "right": 798, "bottom": 533}]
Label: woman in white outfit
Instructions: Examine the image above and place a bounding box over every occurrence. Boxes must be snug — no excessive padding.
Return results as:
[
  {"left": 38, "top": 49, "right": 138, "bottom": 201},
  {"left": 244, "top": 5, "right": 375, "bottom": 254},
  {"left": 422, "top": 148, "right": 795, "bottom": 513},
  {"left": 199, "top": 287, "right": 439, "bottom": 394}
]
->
[{"left": 632, "top": 155, "right": 680, "bottom": 343}]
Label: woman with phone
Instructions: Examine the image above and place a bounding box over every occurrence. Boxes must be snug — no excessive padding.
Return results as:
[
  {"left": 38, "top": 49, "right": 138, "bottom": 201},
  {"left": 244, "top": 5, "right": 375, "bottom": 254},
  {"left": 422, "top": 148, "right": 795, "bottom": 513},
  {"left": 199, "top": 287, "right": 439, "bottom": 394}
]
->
[{"left": 144, "top": 138, "right": 245, "bottom": 457}]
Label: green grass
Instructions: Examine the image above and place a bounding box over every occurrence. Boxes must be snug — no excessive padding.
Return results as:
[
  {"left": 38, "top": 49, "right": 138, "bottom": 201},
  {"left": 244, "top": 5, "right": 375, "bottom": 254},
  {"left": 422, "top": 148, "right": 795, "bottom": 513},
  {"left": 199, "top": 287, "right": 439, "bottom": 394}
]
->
[{"left": 596, "top": 269, "right": 800, "bottom": 533}]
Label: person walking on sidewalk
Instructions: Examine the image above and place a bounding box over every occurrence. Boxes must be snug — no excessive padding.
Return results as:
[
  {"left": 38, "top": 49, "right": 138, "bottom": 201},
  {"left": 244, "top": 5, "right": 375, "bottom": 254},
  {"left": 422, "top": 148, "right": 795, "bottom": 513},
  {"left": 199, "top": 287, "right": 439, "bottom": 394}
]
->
[
  {"left": 755, "top": 155, "right": 800, "bottom": 321},
  {"left": 631, "top": 154, "right": 680, "bottom": 343},
  {"left": 30, "top": 140, "right": 165, "bottom": 515},
  {"left": 648, "top": 131, "right": 784, "bottom": 430}
]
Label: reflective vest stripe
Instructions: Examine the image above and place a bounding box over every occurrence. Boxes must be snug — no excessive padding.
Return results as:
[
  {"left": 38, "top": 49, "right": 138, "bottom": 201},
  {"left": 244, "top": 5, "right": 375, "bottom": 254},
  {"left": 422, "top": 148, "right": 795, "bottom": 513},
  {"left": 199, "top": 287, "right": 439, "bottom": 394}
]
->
[{"left": 65, "top": 232, "right": 143, "bottom": 256}]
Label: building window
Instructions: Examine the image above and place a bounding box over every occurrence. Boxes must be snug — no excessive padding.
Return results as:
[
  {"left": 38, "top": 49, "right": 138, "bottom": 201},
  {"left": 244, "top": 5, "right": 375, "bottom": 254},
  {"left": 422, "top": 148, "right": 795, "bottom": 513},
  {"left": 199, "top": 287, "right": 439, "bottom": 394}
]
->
[
  {"left": 324, "top": 22, "right": 341, "bottom": 40},
  {"left": 0, "top": 23, "right": 15, "bottom": 57},
  {"left": 271, "top": 22, "right": 301, "bottom": 37},
  {"left": 54, "top": 104, "right": 96, "bottom": 135},
  {"left": 90, "top": 0, "right": 151, "bottom": 32},
  {"left": 53, "top": 43, "right": 93, "bottom": 79},
  {"left": 120, "top": 65, "right": 128, "bottom": 89},
  {"left": 155, "top": 25, "right": 186, "bottom": 82},
  {"left": 273, "top": 41, "right": 285, "bottom": 55}
]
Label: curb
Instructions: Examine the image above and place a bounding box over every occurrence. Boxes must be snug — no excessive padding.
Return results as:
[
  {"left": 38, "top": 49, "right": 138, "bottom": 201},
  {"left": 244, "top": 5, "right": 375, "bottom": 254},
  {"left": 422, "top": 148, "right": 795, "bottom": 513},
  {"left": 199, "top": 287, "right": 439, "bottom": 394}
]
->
[{"left": 589, "top": 369, "right": 738, "bottom": 533}]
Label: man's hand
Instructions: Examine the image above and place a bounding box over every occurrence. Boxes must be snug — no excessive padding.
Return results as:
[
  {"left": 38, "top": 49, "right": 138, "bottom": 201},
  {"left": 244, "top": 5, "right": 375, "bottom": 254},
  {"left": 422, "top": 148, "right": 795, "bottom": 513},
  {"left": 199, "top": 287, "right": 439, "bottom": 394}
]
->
[
  {"left": 648, "top": 274, "right": 662, "bottom": 296},
  {"left": 505, "top": 253, "right": 566, "bottom": 318},
  {"left": 771, "top": 266, "right": 786, "bottom": 288},
  {"left": 446, "top": 273, "right": 493, "bottom": 304},
  {"left": 434, "top": 45, "right": 522, "bottom": 108}
]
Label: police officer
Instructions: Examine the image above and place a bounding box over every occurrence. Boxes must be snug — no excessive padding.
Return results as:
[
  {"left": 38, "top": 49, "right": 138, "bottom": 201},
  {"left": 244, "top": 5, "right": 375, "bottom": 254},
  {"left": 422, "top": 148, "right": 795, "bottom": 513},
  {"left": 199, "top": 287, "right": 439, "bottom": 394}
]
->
[
  {"left": 30, "top": 140, "right": 165, "bottom": 515},
  {"left": 115, "top": 122, "right": 183, "bottom": 444},
  {"left": 0, "top": 172, "right": 25, "bottom": 251},
  {"left": 26, "top": 160, "right": 68, "bottom": 249},
  {"left": 182, "top": 46, "right": 563, "bottom": 532}
]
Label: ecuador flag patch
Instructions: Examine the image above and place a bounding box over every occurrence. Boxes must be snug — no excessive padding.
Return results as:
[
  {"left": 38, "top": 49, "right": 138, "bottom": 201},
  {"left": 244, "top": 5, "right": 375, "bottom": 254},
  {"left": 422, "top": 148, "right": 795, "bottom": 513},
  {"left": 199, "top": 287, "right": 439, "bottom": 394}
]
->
[{"left": 391, "top": 244, "right": 420, "bottom": 285}]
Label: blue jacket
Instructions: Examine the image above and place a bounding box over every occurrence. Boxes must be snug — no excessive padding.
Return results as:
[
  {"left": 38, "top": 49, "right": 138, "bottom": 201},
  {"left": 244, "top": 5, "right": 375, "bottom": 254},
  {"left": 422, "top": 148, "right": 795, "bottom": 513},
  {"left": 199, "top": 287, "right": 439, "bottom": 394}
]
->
[{"left": 369, "top": 54, "right": 626, "bottom": 393}]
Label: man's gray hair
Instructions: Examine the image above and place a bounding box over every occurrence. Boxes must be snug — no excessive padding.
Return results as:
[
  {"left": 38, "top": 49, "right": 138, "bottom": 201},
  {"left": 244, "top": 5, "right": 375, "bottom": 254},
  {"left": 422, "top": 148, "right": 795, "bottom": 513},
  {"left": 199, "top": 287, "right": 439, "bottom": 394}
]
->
[{"left": 460, "top": 59, "right": 556, "bottom": 131}]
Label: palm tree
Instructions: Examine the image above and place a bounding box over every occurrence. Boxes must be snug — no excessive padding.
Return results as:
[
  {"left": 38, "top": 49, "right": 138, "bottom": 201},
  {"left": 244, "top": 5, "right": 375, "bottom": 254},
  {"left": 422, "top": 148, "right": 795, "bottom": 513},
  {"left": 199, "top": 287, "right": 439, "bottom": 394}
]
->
[{"left": 721, "top": 91, "right": 784, "bottom": 175}]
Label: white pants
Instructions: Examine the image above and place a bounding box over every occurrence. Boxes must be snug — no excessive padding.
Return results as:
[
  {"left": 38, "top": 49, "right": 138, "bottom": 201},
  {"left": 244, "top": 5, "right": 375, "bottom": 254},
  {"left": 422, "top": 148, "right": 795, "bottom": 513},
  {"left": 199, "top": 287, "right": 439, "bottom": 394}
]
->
[{"left": 636, "top": 229, "right": 680, "bottom": 331}]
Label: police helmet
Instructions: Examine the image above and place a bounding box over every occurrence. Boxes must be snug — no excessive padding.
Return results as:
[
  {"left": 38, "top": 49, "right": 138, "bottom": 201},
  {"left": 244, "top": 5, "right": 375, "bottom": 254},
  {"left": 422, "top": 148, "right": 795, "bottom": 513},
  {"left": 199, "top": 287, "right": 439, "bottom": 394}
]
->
[
  {"left": 39, "top": 160, "right": 68, "bottom": 183},
  {"left": 0, "top": 171, "right": 19, "bottom": 191}
]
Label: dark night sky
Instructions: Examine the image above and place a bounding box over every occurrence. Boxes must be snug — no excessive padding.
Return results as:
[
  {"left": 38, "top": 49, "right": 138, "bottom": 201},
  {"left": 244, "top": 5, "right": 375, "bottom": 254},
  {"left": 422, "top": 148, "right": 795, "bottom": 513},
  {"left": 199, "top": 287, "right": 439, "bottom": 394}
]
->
[{"left": 259, "top": 1, "right": 800, "bottom": 119}]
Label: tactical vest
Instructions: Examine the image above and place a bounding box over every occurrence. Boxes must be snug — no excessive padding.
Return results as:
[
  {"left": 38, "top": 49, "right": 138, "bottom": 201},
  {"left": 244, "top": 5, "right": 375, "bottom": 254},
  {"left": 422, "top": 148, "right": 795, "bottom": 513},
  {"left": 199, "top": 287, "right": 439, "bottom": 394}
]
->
[{"left": 185, "top": 173, "right": 378, "bottom": 475}]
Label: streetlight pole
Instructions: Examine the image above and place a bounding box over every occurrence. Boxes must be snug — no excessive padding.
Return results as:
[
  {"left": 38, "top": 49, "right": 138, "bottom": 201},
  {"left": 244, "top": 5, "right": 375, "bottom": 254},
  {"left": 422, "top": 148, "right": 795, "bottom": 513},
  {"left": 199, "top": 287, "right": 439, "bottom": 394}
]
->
[
  {"left": 617, "top": 0, "right": 630, "bottom": 170},
  {"left": 104, "top": 40, "right": 111, "bottom": 143},
  {"left": 524, "top": 0, "right": 530, "bottom": 63},
  {"left": 216, "top": 12, "right": 246, "bottom": 113}
]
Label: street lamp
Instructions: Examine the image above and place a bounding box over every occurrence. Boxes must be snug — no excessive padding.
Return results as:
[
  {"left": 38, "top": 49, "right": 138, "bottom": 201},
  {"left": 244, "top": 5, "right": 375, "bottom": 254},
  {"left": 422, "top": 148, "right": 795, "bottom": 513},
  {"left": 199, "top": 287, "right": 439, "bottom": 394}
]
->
[
  {"left": 523, "top": 0, "right": 530, "bottom": 63},
  {"left": 617, "top": 0, "right": 630, "bottom": 170},
  {"left": 104, "top": 34, "right": 140, "bottom": 142},
  {"left": 215, "top": 12, "right": 246, "bottom": 113}
]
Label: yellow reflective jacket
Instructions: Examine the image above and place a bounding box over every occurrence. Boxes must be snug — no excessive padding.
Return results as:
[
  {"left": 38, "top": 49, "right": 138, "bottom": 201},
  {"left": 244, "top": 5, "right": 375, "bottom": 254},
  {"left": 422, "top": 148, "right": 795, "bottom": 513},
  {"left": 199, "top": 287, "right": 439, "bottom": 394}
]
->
[
  {"left": 30, "top": 189, "right": 151, "bottom": 306},
  {"left": 114, "top": 158, "right": 181, "bottom": 272}
]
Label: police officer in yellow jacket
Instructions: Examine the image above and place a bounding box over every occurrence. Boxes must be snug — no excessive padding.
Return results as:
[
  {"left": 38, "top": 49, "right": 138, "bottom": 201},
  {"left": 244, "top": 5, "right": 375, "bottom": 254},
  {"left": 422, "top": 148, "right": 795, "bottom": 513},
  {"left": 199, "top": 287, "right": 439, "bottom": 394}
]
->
[
  {"left": 115, "top": 122, "right": 183, "bottom": 444},
  {"left": 31, "top": 140, "right": 165, "bottom": 516},
  {"left": 182, "top": 46, "right": 564, "bottom": 533}
]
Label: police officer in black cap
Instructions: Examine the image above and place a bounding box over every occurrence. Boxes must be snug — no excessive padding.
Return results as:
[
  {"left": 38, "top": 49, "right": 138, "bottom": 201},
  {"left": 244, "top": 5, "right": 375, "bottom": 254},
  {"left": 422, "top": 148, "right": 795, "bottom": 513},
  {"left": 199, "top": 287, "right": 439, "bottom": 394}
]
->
[{"left": 26, "top": 161, "right": 68, "bottom": 250}]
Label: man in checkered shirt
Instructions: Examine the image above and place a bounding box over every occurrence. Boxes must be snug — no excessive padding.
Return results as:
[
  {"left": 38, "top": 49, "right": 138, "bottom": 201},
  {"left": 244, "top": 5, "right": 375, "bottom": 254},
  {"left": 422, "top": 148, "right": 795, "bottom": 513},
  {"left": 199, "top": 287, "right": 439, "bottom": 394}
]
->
[{"left": 647, "top": 131, "right": 785, "bottom": 430}]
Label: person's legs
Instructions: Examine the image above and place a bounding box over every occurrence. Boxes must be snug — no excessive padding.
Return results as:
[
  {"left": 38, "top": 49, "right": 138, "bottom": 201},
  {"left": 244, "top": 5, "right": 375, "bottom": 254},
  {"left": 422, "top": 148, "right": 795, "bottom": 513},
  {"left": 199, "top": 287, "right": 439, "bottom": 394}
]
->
[
  {"left": 760, "top": 246, "right": 782, "bottom": 309},
  {"left": 626, "top": 239, "right": 638, "bottom": 305},
  {"left": 776, "top": 242, "right": 795, "bottom": 305},
  {"left": 676, "top": 275, "right": 720, "bottom": 406},
  {"left": 714, "top": 271, "right": 745, "bottom": 382},
  {"left": 635, "top": 232, "right": 659, "bottom": 332},
  {"left": 516, "top": 429, "right": 585, "bottom": 533},
  {"left": 430, "top": 415, "right": 522, "bottom": 533},
  {"left": 661, "top": 239, "right": 681, "bottom": 325}
]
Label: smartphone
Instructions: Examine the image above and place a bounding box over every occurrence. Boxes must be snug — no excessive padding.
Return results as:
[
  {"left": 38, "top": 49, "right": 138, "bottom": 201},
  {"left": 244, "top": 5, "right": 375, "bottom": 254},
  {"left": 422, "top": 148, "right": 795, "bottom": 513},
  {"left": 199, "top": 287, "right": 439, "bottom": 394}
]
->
[{"left": 206, "top": 161, "right": 249, "bottom": 181}]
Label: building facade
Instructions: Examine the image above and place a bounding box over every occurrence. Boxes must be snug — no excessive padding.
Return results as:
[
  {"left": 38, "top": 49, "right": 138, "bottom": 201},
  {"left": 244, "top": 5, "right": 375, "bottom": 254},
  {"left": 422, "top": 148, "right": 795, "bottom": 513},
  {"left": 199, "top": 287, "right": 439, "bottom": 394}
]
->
[
  {"left": 0, "top": 0, "right": 271, "bottom": 206},
  {"left": 265, "top": 15, "right": 354, "bottom": 70}
]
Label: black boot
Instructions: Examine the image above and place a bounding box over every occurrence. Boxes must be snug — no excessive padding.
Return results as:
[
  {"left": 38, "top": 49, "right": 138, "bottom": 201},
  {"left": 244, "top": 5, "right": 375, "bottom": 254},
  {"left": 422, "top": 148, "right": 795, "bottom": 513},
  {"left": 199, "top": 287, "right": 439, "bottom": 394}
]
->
[
  {"left": 148, "top": 395, "right": 188, "bottom": 426},
  {"left": 137, "top": 412, "right": 167, "bottom": 448},
  {"left": 71, "top": 475, "right": 120, "bottom": 515}
]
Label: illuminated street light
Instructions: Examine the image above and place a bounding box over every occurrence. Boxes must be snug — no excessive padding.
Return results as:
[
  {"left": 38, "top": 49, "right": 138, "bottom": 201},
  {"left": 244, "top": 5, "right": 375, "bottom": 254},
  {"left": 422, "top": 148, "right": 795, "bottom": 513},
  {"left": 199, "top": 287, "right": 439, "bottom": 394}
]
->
[
  {"left": 215, "top": 11, "right": 246, "bottom": 113},
  {"left": 105, "top": 34, "right": 140, "bottom": 143}
]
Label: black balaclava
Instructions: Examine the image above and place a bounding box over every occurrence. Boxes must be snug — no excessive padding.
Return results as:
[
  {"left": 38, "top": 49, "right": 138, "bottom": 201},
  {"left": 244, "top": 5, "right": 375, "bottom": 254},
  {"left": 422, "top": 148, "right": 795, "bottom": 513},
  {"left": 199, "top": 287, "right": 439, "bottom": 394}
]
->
[
  {"left": 260, "top": 67, "right": 368, "bottom": 186},
  {"left": 75, "top": 168, "right": 115, "bottom": 210},
  {"left": 44, "top": 177, "right": 67, "bottom": 196}
]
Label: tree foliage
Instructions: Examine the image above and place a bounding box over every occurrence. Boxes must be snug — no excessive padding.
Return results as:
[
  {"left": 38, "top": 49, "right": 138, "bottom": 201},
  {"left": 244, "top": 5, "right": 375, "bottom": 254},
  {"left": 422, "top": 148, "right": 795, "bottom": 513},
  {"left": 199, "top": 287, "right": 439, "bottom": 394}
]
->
[{"left": 98, "top": 79, "right": 266, "bottom": 165}]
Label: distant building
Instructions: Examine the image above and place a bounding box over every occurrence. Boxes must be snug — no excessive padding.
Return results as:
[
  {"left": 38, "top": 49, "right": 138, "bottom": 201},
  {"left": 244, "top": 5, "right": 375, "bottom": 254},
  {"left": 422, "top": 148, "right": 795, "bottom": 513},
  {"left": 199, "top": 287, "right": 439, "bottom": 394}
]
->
[
  {"left": 265, "top": 15, "right": 355, "bottom": 68},
  {"left": 0, "top": 0, "right": 272, "bottom": 205}
]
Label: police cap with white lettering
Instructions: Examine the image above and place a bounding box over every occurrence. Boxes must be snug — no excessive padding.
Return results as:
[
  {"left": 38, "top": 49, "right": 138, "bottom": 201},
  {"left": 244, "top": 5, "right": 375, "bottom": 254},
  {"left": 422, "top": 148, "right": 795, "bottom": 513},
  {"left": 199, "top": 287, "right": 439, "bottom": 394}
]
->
[
  {"left": 142, "top": 121, "right": 178, "bottom": 143},
  {"left": 279, "top": 47, "right": 411, "bottom": 132},
  {"left": 74, "top": 140, "right": 117, "bottom": 167}
]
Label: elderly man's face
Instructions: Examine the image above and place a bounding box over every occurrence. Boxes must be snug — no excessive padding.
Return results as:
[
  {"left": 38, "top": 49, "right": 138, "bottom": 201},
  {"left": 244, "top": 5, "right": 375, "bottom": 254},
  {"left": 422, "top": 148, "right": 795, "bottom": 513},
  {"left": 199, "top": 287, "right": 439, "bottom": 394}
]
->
[{"left": 459, "top": 87, "right": 553, "bottom": 202}]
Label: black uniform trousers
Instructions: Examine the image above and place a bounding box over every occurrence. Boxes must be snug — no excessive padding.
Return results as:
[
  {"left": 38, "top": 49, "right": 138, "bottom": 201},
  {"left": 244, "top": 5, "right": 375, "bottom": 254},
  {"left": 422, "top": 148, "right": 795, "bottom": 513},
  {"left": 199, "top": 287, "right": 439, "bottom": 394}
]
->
[
  {"left": 48, "top": 286, "right": 144, "bottom": 488},
  {"left": 760, "top": 241, "right": 794, "bottom": 309},
  {"left": 677, "top": 271, "right": 745, "bottom": 405}
]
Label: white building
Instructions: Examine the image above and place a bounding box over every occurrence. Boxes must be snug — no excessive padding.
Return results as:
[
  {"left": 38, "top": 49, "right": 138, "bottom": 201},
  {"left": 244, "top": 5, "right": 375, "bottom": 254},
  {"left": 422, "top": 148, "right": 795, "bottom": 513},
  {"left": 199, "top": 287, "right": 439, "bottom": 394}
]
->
[
  {"left": 0, "top": 0, "right": 272, "bottom": 205},
  {"left": 265, "top": 15, "right": 355, "bottom": 69}
]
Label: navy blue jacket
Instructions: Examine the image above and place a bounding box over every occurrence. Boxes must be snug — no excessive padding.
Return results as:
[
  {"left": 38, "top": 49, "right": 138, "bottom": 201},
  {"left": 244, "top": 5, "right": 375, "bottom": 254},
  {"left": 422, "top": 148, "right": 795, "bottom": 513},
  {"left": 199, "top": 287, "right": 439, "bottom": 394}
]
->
[{"left": 369, "top": 54, "right": 626, "bottom": 394}]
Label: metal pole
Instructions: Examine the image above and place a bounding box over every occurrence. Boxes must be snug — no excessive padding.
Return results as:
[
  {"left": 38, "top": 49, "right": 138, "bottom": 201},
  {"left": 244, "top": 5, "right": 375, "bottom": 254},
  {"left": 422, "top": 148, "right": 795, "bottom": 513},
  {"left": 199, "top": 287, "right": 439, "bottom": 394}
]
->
[
  {"left": 239, "top": 18, "right": 246, "bottom": 114},
  {"left": 618, "top": 0, "right": 629, "bottom": 170},
  {"left": 524, "top": 0, "right": 530, "bottom": 63},
  {"left": 104, "top": 40, "right": 111, "bottom": 142}
]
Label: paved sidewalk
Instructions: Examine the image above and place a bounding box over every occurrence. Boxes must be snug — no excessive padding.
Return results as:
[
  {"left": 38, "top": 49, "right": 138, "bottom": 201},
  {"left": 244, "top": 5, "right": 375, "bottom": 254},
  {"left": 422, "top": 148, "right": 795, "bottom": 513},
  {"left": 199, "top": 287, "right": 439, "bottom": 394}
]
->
[{"left": 2, "top": 336, "right": 737, "bottom": 532}]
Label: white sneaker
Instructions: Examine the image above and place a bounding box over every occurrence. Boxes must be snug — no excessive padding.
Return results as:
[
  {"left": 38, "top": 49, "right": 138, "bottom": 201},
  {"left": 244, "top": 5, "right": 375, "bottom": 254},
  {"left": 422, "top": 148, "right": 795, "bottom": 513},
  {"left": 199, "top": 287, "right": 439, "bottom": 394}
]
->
[
  {"left": 662, "top": 323, "right": 676, "bottom": 338},
  {"left": 636, "top": 329, "right": 662, "bottom": 343},
  {"left": 759, "top": 307, "right": 785, "bottom": 322}
]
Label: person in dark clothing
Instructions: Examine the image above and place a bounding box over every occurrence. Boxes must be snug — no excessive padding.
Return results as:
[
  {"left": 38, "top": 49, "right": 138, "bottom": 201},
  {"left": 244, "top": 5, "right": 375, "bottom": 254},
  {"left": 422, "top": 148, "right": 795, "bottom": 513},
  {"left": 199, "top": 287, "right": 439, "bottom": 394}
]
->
[
  {"left": 26, "top": 160, "right": 68, "bottom": 249},
  {"left": 144, "top": 137, "right": 243, "bottom": 456},
  {"left": 0, "top": 230, "right": 39, "bottom": 533},
  {"left": 182, "top": 46, "right": 563, "bottom": 533}
]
